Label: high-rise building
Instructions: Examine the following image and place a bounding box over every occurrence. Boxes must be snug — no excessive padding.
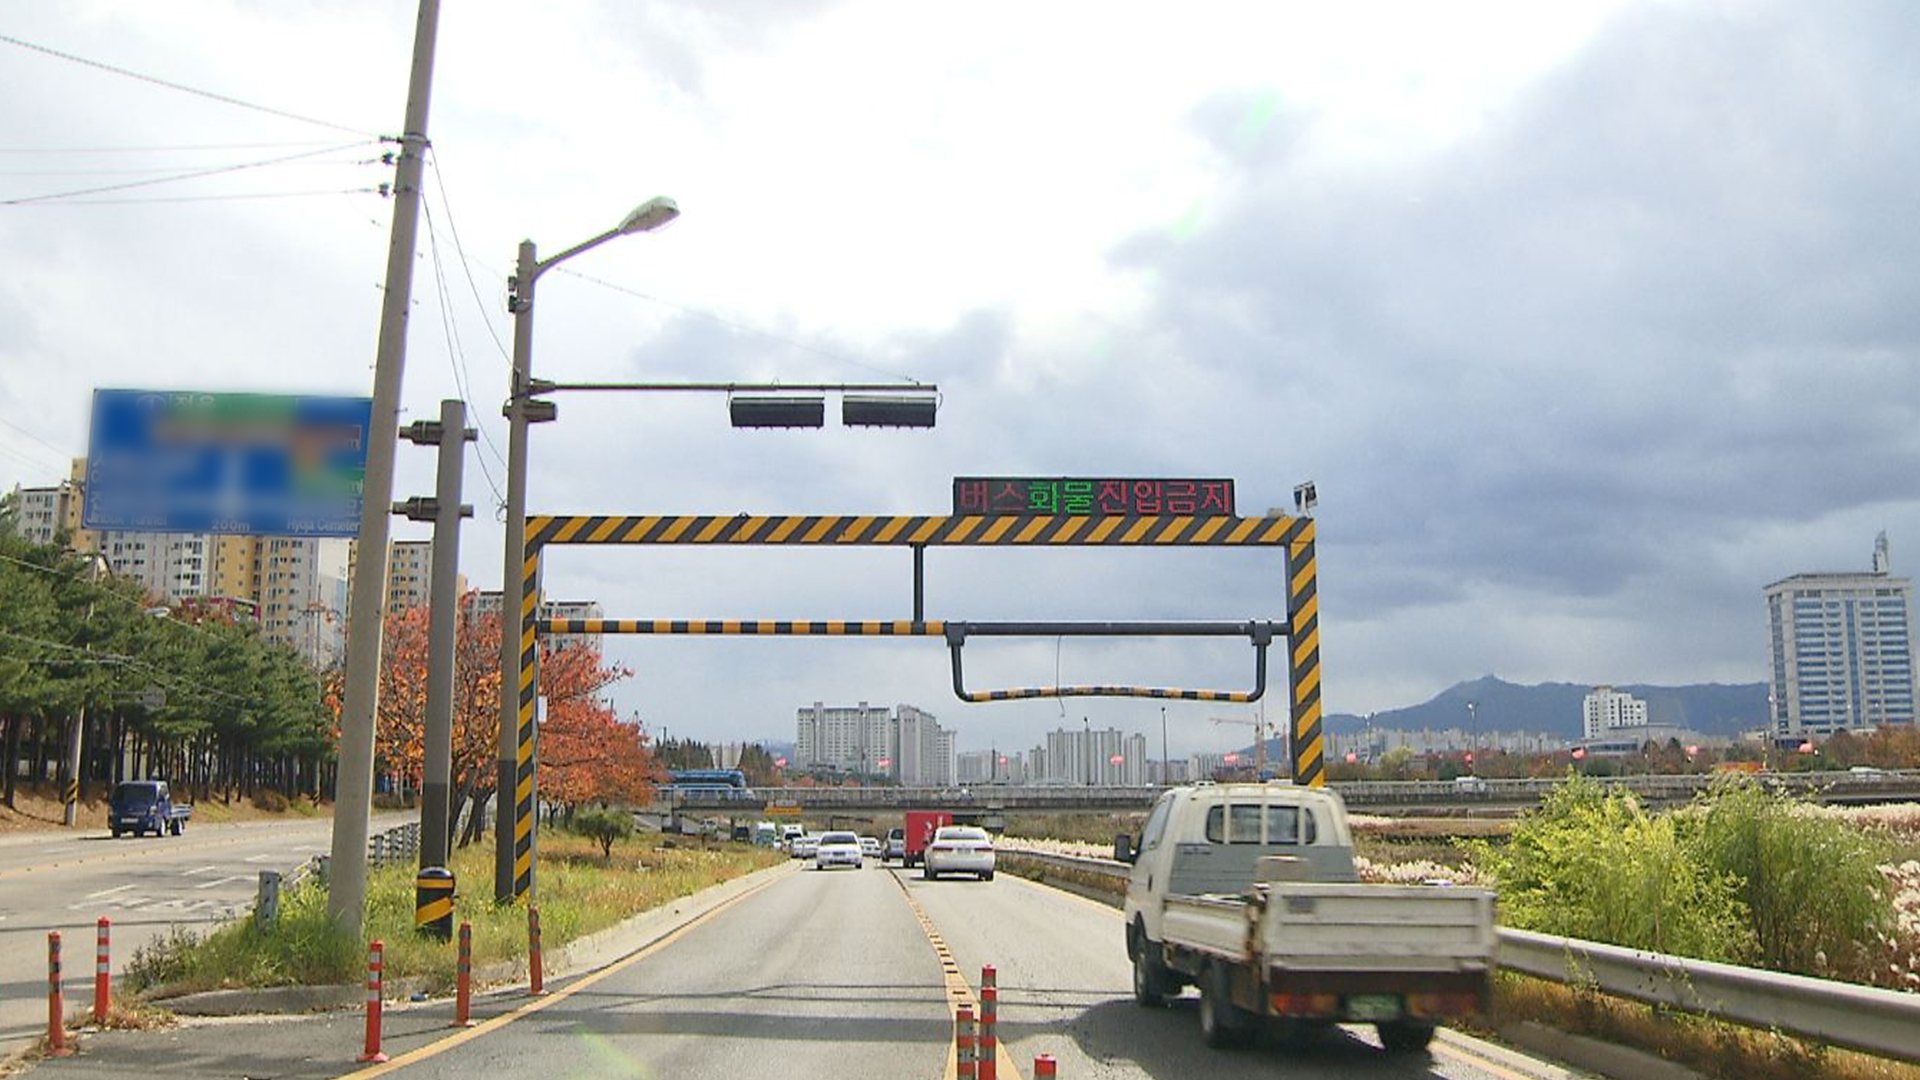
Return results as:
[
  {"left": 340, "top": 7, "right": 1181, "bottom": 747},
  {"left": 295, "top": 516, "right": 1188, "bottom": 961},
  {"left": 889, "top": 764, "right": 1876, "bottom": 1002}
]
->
[
  {"left": 1040, "top": 726, "right": 1148, "bottom": 785},
  {"left": 1766, "top": 534, "right": 1917, "bottom": 739},
  {"left": 893, "top": 704, "right": 956, "bottom": 785},
  {"left": 7, "top": 481, "right": 79, "bottom": 547},
  {"left": 470, "top": 592, "right": 600, "bottom": 652},
  {"left": 795, "top": 701, "right": 893, "bottom": 775},
  {"left": 254, "top": 537, "right": 351, "bottom": 670},
  {"left": 1582, "top": 686, "right": 1648, "bottom": 739},
  {"left": 386, "top": 540, "right": 434, "bottom": 616}
]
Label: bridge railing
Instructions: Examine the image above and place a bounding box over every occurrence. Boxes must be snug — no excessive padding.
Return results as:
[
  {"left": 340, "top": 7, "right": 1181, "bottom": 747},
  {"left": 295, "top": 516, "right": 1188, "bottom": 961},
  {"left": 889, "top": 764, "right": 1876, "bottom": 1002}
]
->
[{"left": 997, "top": 845, "right": 1920, "bottom": 1064}]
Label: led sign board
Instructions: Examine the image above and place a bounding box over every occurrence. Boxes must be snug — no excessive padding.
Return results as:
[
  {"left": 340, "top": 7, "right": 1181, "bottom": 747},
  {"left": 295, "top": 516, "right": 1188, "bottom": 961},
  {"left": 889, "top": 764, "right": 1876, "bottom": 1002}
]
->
[{"left": 952, "top": 477, "right": 1236, "bottom": 517}]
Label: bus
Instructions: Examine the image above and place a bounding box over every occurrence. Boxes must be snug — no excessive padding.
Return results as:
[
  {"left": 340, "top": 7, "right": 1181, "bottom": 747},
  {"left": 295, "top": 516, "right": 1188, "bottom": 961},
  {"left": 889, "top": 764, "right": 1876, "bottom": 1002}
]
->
[{"left": 663, "top": 768, "right": 755, "bottom": 801}]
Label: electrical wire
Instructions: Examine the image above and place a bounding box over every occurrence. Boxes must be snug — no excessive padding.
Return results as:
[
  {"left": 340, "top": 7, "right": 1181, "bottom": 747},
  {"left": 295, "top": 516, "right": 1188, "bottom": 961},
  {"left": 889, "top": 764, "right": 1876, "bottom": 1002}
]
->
[
  {"left": 13, "top": 186, "right": 385, "bottom": 207},
  {"left": 0, "top": 550, "right": 231, "bottom": 645},
  {"left": 419, "top": 195, "right": 507, "bottom": 511},
  {"left": 0, "top": 141, "right": 375, "bottom": 205},
  {"left": 0, "top": 139, "right": 356, "bottom": 154},
  {"left": 552, "top": 266, "right": 931, "bottom": 386},
  {"left": 0, "top": 626, "right": 274, "bottom": 709},
  {"left": 0, "top": 33, "right": 379, "bottom": 138}
]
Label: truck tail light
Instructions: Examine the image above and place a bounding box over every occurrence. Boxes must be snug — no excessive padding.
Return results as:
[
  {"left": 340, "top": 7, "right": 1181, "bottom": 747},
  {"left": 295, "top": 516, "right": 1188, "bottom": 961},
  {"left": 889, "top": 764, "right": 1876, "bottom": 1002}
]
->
[
  {"left": 1406, "top": 990, "right": 1481, "bottom": 1018},
  {"left": 1271, "top": 992, "right": 1339, "bottom": 1017}
]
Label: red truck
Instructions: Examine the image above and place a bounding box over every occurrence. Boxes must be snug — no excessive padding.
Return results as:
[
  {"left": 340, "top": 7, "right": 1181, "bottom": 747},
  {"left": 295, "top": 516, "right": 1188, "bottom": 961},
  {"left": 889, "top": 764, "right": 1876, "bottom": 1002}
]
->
[{"left": 902, "top": 810, "right": 953, "bottom": 868}]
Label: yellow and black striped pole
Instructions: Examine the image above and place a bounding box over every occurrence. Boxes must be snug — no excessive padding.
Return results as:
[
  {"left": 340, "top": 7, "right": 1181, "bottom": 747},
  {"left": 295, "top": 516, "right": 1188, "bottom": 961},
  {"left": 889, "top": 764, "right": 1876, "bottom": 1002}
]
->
[
  {"left": 413, "top": 867, "right": 454, "bottom": 940},
  {"left": 512, "top": 548, "right": 541, "bottom": 900},
  {"left": 1287, "top": 522, "right": 1323, "bottom": 786}
]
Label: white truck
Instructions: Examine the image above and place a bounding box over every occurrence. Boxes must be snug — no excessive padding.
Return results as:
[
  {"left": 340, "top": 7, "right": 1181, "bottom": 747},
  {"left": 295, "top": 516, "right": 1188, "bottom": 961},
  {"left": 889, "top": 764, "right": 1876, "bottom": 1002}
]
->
[{"left": 1119, "top": 782, "right": 1495, "bottom": 1052}]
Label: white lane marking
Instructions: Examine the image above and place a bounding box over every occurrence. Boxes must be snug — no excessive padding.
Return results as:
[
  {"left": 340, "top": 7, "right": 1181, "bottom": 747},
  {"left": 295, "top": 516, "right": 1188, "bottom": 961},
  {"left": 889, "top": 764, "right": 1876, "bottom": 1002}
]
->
[
  {"left": 195, "top": 875, "right": 252, "bottom": 890},
  {"left": 244, "top": 854, "right": 281, "bottom": 863},
  {"left": 85, "top": 884, "right": 137, "bottom": 900},
  {"left": 181, "top": 865, "right": 219, "bottom": 876}
]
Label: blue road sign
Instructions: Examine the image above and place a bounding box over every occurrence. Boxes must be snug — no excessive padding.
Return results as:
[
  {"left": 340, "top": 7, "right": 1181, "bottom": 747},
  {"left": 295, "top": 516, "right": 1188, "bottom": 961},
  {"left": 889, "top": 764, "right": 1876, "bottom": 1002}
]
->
[{"left": 83, "top": 389, "right": 373, "bottom": 537}]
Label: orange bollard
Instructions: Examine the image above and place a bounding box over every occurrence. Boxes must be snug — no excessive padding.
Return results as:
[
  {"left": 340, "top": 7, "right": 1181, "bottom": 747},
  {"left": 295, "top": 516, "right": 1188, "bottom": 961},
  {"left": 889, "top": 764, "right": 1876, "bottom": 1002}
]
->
[
  {"left": 94, "top": 917, "right": 112, "bottom": 1024},
  {"left": 47, "top": 931, "right": 69, "bottom": 1056},
  {"left": 955, "top": 1004, "right": 976, "bottom": 1080},
  {"left": 453, "top": 921, "right": 473, "bottom": 1027},
  {"left": 979, "top": 985, "right": 998, "bottom": 1080},
  {"left": 358, "top": 940, "right": 388, "bottom": 1063},
  {"left": 1034, "top": 1053, "right": 1057, "bottom": 1077},
  {"left": 528, "top": 905, "right": 545, "bottom": 996}
]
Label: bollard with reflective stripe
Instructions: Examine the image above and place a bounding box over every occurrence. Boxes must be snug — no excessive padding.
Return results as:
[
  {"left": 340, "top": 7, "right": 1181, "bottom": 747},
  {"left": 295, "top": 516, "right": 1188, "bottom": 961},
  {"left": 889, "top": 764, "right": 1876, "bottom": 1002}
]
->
[
  {"left": 955, "top": 1004, "right": 976, "bottom": 1080},
  {"left": 94, "top": 917, "right": 111, "bottom": 1024},
  {"left": 47, "top": 931, "right": 69, "bottom": 1056},
  {"left": 414, "top": 866, "right": 455, "bottom": 941},
  {"left": 528, "top": 905, "right": 545, "bottom": 996},
  {"left": 358, "top": 940, "right": 388, "bottom": 1063},
  {"left": 1034, "top": 1053, "right": 1057, "bottom": 1078},
  {"left": 979, "top": 984, "right": 998, "bottom": 1080},
  {"left": 453, "top": 921, "right": 474, "bottom": 1027}
]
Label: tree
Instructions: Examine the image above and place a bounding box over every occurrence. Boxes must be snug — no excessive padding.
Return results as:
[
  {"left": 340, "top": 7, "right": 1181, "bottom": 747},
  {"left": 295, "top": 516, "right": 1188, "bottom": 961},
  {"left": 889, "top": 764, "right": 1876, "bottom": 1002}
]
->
[{"left": 571, "top": 806, "right": 634, "bottom": 860}]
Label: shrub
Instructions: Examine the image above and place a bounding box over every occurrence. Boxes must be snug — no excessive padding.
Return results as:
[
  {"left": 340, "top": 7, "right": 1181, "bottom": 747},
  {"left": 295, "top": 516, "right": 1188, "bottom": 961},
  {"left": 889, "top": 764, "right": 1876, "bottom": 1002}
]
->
[
  {"left": 572, "top": 806, "right": 635, "bottom": 859},
  {"left": 252, "top": 789, "right": 289, "bottom": 813},
  {"left": 1471, "top": 774, "right": 1755, "bottom": 962},
  {"left": 1686, "top": 776, "right": 1892, "bottom": 980}
]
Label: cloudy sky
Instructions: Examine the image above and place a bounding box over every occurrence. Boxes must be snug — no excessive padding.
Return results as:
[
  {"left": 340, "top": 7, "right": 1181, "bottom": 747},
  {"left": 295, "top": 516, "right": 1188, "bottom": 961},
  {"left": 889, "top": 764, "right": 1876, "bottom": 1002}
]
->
[{"left": 2, "top": 1, "right": 1915, "bottom": 758}]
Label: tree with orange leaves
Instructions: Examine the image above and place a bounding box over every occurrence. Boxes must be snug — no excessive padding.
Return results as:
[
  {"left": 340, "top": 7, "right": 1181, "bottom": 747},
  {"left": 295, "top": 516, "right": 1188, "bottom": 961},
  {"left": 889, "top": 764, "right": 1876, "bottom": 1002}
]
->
[{"left": 353, "top": 592, "right": 648, "bottom": 849}]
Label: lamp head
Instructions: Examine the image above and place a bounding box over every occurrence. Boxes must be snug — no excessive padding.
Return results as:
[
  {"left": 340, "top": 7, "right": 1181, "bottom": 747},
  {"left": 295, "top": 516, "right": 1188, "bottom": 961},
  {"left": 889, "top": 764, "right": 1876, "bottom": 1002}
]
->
[{"left": 618, "top": 196, "right": 680, "bottom": 235}]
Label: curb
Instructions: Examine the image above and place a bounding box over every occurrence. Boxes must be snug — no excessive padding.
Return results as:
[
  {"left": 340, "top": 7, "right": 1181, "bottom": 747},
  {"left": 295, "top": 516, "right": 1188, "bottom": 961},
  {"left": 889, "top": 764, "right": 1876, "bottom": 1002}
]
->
[
  {"left": 1495, "top": 1019, "right": 1709, "bottom": 1080},
  {"left": 153, "top": 858, "right": 796, "bottom": 1017}
]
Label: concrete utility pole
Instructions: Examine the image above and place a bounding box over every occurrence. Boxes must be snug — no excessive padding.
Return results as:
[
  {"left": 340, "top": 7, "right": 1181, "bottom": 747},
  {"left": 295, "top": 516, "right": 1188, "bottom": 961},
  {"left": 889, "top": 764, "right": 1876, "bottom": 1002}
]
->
[
  {"left": 399, "top": 399, "right": 474, "bottom": 868},
  {"left": 328, "top": 0, "right": 442, "bottom": 937}
]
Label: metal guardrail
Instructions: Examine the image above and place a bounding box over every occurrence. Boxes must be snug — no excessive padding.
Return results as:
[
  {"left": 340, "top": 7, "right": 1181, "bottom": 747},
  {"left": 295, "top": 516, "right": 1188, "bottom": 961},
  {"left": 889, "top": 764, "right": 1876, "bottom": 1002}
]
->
[
  {"left": 995, "top": 845, "right": 1920, "bottom": 1064},
  {"left": 256, "top": 820, "right": 426, "bottom": 925}
]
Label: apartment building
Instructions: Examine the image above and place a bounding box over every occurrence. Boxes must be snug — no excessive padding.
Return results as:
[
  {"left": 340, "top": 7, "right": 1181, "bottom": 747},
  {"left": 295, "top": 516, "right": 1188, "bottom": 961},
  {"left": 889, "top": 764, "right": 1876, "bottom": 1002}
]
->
[{"left": 1766, "top": 534, "right": 1918, "bottom": 738}]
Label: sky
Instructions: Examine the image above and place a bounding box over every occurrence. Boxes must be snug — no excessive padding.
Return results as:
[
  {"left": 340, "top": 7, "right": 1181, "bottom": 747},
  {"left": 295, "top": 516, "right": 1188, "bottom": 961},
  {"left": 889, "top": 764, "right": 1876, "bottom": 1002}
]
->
[{"left": 2, "top": 1, "right": 1916, "bottom": 759}]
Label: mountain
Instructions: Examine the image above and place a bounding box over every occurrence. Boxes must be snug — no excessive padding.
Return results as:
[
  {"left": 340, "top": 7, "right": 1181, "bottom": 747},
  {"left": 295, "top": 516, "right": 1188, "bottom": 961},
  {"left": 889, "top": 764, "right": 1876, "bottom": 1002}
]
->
[{"left": 1322, "top": 675, "right": 1768, "bottom": 740}]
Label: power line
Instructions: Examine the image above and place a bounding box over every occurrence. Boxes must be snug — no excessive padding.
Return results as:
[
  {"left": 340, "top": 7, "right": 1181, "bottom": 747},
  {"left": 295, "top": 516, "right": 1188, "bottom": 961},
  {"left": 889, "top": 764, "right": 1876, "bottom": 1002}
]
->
[
  {"left": 0, "top": 141, "right": 375, "bottom": 205},
  {"left": 15, "top": 186, "right": 384, "bottom": 207},
  {"left": 0, "top": 139, "right": 350, "bottom": 154},
  {"left": 0, "top": 33, "right": 379, "bottom": 138},
  {"left": 553, "top": 266, "right": 930, "bottom": 385},
  {"left": 0, "top": 550, "right": 230, "bottom": 645},
  {"left": 418, "top": 195, "right": 507, "bottom": 511},
  {"left": 0, "top": 626, "right": 271, "bottom": 709}
]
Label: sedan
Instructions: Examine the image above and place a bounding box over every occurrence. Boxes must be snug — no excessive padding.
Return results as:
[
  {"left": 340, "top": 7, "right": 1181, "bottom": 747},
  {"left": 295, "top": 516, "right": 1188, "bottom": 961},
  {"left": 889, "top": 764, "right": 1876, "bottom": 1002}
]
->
[
  {"left": 815, "top": 831, "right": 863, "bottom": 870},
  {"left": 923, "top": 826, "right": 995, "bottom": 880},
  {"left": 789, "top": 835, "right": 819, "bottom": 860},
  {"left": 859, "top": 836, "right": 882, "bottom": 863}
]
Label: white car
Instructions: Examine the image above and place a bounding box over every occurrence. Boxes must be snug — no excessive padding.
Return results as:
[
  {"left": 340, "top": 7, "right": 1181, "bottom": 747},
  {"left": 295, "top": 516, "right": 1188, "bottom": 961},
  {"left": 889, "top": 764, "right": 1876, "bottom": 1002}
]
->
[
  {"left": 789, "top": 835, "right": 819, "bottom": 860},
  {"left": 923, "top": 825, "right": 995, "bottom": 880},
  {"left": 859, "top": 835, "right": 883, "bottom": 862},
  {"left": 815, "top": 831, "right": 863, "bottom": 870}
]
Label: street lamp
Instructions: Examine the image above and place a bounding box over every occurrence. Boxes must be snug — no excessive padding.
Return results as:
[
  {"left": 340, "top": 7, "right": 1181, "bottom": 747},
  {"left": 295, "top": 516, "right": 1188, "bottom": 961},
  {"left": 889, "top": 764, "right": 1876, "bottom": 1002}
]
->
[
  {"left": 1160, "top": 706, "right": 1169, "bottom": 788},
  {"left": 496, "top": 197, "right": 679, "bottom": 905}
]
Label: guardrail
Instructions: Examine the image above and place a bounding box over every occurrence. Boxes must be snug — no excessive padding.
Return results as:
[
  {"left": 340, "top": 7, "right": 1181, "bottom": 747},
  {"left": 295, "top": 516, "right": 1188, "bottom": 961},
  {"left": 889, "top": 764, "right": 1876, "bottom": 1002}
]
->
[
  {"left": 995, "top": 846, "right": 1920, "bottom": 1064},
  {"left": 257, "top": 820, "right": 427, "bottom": 925},
  {"left": 660, "top": 770, "right": 1920, "bottom": 812}
]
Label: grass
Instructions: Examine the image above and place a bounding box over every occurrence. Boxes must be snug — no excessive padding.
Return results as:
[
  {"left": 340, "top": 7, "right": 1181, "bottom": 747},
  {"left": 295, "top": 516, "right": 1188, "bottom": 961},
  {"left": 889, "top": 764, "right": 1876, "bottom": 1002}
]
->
[{"left": 126, "top": 830, "right": 783, "bottom": 996}]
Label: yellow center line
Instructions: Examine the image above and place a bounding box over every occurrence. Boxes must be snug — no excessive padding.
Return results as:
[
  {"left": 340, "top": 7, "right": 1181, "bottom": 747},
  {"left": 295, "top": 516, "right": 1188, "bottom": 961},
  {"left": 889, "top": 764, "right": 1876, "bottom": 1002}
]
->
[
  {"left": 327, "top": 867, "right": 790, "bottom": 1080},
  {"left": 885, "top": 869, "right": 1023, "bottom": 1080}
]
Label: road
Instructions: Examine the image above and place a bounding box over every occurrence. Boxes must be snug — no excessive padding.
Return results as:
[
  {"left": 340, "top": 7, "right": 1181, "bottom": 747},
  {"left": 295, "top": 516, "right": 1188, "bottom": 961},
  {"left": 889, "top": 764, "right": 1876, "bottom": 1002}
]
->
[
  {"left": 0, "top": 813, "right": 406, "bottom": 1056},
  {"left": 25, "top": 858, "right": 1577, "bottom": 1080}
]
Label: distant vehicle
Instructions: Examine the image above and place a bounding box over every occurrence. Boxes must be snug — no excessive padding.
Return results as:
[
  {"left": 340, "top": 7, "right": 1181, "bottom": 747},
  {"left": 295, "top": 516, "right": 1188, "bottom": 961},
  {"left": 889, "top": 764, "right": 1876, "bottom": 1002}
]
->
[
  {"left": 781, "top": 824, "right": 805, "bottom": 842},
  {"left": 903, "top": 810, "right": 954, "bottom": 868},
  {"left": 1452, "top": 775, "right": 1487, "bottom": 794},
  {"left": 1119, "top": 783, "right": 1494, "bottom": 1052},
  {"left": 663, "top": 769, "right": 756, "bottom": 801},
  {"left": 815, "top": 831, "right": 862, "bottom": 870},
  {"left": 858, "top": 835, "right": 882, "bottom": 862},
  {"left": 732, "top": 823, "right": 752, "bottom": 842},
  {"left": 923, "top": 825, "right": 995, "bottom": 881},
  {"left": 752, "top": 822, "right": 780, "bottom": 847},
  {"left": 109, "top": 780, "right": 190, "bottom": 838},
  {"left": 789, "top": 835, "right": 819, "bottom": 860},
  {"left": 1850, "top": 765, "right": 1886, "bottom": 775},
  {"left": 884, "top": 827, "right": 906, "bottom": 862}
]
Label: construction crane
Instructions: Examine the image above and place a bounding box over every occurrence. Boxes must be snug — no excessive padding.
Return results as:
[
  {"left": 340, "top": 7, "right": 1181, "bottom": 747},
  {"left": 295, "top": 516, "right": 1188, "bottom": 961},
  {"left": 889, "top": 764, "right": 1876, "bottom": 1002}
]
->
[{"left": 1209, "top": 711, "right": 1273, "bottom": 776}]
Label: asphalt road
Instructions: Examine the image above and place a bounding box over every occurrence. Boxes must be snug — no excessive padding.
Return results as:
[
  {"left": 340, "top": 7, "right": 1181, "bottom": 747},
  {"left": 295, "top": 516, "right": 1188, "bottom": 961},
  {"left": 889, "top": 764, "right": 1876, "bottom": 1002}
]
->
[
  {"left": 28, "top": 856, "right": 1578, "bottom": 1080},
  {"left": 0, "top": 813, "right": 406, "bottom": 1056}
]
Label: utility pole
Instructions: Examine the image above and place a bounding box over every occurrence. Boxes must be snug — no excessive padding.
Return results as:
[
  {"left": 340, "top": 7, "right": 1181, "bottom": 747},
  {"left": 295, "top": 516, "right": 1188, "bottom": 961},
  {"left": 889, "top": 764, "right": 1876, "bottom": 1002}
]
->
[
  {"left": 1160, "top": 706, "right": 1169, "bottom": 787},
  {"left": 328, "top": 0, "right": 442, "bottom": 937},
  {"left": 61, "top": 555, "right": 104, "bottom": 827},
  {"left": 397, "top": 400, "right": 474, "bottom": 867}
]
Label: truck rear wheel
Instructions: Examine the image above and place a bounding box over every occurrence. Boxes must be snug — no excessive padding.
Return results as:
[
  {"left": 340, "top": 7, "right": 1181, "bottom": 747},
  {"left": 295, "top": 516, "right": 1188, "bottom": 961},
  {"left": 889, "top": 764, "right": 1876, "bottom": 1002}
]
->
[
  {"left": 1377, "top": 1019, "right": 1435, "bottom": 1053},
  {"left": 1198, "top": 963, "right": 1252, "bottom": 1048},
  {"left": 1132, "top": 949, "right": 1175, "bottom": 1007}
]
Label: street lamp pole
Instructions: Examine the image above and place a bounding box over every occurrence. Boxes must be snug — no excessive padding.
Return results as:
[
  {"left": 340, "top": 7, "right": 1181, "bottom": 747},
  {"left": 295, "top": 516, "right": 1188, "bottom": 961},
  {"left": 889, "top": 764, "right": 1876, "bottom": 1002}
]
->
[
  {"left": 1160, "top": 706, "right": 1169, "bottom": 788},
  {"left": 494, "top": 199, "right": 679, "bottom": 905}
]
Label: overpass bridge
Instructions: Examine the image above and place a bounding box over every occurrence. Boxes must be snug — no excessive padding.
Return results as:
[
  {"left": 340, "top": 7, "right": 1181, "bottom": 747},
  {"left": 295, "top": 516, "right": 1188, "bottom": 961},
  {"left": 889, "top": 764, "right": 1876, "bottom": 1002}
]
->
[{"left": 655, "top": 769, "right": 1920, "bottom": 814}]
